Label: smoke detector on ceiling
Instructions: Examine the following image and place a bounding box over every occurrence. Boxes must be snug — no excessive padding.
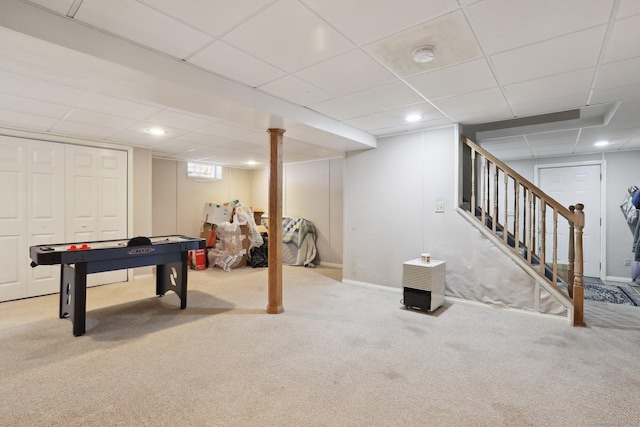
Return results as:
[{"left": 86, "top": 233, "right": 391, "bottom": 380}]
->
[{"left": 412, "top": 45, "right": 437, "bottom": 63}]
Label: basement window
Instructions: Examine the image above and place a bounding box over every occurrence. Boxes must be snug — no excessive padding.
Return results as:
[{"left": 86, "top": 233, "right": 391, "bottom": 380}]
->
[{"left": 187, "top": 162, "right": 222, "bottom": 180}]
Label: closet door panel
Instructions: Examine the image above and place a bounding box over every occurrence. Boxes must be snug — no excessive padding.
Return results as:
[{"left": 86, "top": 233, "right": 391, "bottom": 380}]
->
[{"left": 0, "top": 138, "right": 26, "bottom": 301}]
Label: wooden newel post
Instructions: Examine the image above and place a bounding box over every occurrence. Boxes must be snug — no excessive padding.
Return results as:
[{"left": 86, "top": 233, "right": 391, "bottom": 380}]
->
[
  {"left": 573, "top": 203, "right": 585, "bottom": 326},
  {"left": 267, "top": 128, "right": 285, "bottom": 314},
  {"left": 567, "top": 205, "right": 575, "bottom": 298}
]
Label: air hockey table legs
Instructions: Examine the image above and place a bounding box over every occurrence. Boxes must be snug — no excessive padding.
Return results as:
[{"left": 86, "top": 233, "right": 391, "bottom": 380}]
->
[
  {"left": 156, "top": 255, "right": 188, "bottom": 309},
  {"left": 58, "top": 254, "right": 188, "bottom": 336},
  {"left": 59, "top": 263, "right": 87, "bottom": 337}
]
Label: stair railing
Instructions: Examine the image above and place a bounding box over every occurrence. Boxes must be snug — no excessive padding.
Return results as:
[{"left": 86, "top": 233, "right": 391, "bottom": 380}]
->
[{"left": 461, "top": 136, "right": 585, "bottom": 326}]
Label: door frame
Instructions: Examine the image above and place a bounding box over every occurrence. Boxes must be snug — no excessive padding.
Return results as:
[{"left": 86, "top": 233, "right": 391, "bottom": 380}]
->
[{"left": 534, "top": 160, "right": 606, "bottom": 280}]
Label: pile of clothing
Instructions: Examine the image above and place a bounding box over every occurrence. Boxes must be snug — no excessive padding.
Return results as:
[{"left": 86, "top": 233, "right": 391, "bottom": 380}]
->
[{"left": 621, "top": 185, "right": 640, "bottom": 281}]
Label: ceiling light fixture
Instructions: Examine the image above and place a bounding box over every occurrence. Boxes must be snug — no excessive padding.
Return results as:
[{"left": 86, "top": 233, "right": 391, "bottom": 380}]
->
[
  {"left": 594, "top": 140, "right": 609, "bottom": 147},
  {"left": 245, "top": 160, "right": 258, "bottom": 166},
  {"left": 147, "top": 127, "right": 166, "bottom": 136},
  {"left": 405, "top": 114, "right": 423, "bottom": 123},
  {"left": 412, "top": 45, "right": 437, "bottom": 63}
]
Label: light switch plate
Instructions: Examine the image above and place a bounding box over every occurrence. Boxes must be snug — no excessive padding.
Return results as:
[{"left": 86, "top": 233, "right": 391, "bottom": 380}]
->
[{"left": 435, "top": 201, "right": 445, "bottom": 213}]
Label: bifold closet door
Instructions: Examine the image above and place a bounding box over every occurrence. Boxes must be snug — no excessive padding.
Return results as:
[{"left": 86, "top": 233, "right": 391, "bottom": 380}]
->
[
  {"left": 65, "top": 145, "right": 127, "bottom": 287},
  {"left": 0, "top": 138, "right": 27, "bottom": 302}
]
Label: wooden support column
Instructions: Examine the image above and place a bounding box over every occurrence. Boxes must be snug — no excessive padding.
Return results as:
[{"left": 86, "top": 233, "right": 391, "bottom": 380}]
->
[{"left": 267, "top": 128, "right": 285, "bottom": 314}]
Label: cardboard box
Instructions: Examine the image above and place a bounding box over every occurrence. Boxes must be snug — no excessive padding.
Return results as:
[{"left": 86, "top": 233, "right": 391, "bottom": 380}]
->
[
  {"left": 200, "top": 223, "right": 217, "bottom": 248},
  {"left": 188, "top": 249, "right": 207, "bottom": 270},
  {"left": 202, "top": 203, "right": 232, "bottom": 225}
]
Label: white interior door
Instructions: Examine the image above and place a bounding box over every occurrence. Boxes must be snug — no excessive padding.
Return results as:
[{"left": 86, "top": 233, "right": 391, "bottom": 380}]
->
[
  {"left": 538, "top": 163, "right": 601, "bottom": 278},
  {"left": 66, "top": 145, "right": 128, "bottom": 287},
  {"left": 0, "top": 138, "right": 26, "bottom": 301},
  {"left": 26, "top": 140, "right": 65, "bottom": 297}
]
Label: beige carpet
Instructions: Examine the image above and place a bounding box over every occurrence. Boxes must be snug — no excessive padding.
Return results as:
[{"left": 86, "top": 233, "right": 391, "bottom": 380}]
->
[{"left": 1, "top": 265, "right": 640, "bottom": 426}]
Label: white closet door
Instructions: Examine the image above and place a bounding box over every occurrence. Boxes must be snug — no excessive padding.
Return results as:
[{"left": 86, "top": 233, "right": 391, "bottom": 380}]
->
[
  {"left": 26, "top": 140, "right": 65, "bottom": 297},
  {"left": 66, "top": 145, "right": 128, "bottom": 287},
  {"left": 97, "top": 148, "right": 127, "bottom": 241},
  {"left": 0, "top": 138, "right": 26, "bottom": 301},
  {"left": 539, "top": 164, "right": 601, "bottom": 278}
]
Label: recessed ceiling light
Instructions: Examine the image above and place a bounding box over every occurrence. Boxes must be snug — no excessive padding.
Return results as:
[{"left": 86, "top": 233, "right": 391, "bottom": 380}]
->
[
  {"left": 147, "top": 127, "right": 166, "bottom": 136},
  {"left": 405, "top": 114, "right": 423, "bottom": 123},
  {"left": 412, "top": 45, "right": 436, "bottom": 63},
  {"left": 594, "top": 140, "right": 609, "bottom": 147},
  {"left": 245, "top": 160, "right": 258, "bottom": 166}
]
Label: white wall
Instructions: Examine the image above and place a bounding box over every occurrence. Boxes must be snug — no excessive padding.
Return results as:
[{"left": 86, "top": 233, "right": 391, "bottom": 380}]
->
[
  {"left": 151, "top": 158, "right": 252, "bottom": 237},
  {"left": 507, "top": 150, "right": 640, "bottom": 280},
  {"left": 343, "top": 127, "right": 563, "bottom": 314},
  {"left": 249, "top": 158, "right": 344, "bottom": 266},
  {"left": 132, "top": 147, "right": 153, "bottom": 277}
]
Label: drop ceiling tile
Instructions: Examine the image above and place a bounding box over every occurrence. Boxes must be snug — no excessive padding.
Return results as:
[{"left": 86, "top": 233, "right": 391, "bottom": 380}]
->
[
  {"left": 431, "top": 88, "right": 510, "bottom": 122},
  {"left": 137, "top": 0, "right": 276, "bottom": 38},
  {"left": 602, "top": 101, "right": 640, "bottom": 130},
  {"left": 529, "top": 144, "right": 576, "bottom": 157},
  {"left": 375, "top": 102, "right": 447, "bottom": 125},
  {"left": 467, "top": 0, "right": 614, "bottom": 54},
  {"left": 188, "top": 41, "right": 285, "bottom": 87},
  {"left": 223, "top": 0, "right": 355, "bottom": 73},
  {"left": 64, "top": 108, "right": 138, "bottom": 131},
  {"left": 510, "top": 94, "right": 587, "bottom": 118},
  {"left": 25, "top": 0, "right": 75, "bottom": 15},
  {"left": 74, "top": 0, "right": 213, "bottom": 59},
  {"left": 483, "top": 147, "right": 533, "bottom": 160},
  {"left": 578, "top": 127, "right": 637, "bottom": 145},
  {"left": 0, "top": 109, "right": 59, "bottom": 130},
  {"left": 302, "top": 0, "right": 459, "bottom": 45},
  {"left": 595, "top": 57, "right": 640, "bottom": 90},
  {"left": 605, "top": 14, "right": 640, "bottom": 63},
  {"left": 108, "top": 129, "right": 174, "bottom": 147},
  {"left": 481, "top": 137, "right": 531, "bottom": 159},
  {"left": 122, "top": 123, "right": 190, "bottom": 141},
  {"left": 78, "top": 93, "right": 161, "bottom": 121},
  {"left": 342, "top": 81, "right": 424, "bottom": 113},
  {"left": 295, "top": 49, "right": 395, "bottom": 97},
  {"left": 526, "top": 129, "right": 579, "bottom": 147},
  {"left": 52, "top": 120, "right": 119, "bottom": 139},
  {"left": 407, "top": 58, "right": 498, "bottom": 100},
  {"left": 481, "top": 135, "right": 528, "bottom": 148},
  {"left": 617, "top": 1, "right": 640, "bottom": 18},
  {"left": 145, "top": 109, "right": 216, "bottom": 131},
  {"left": 364, "top": 10, "right": 482, "bottom": 77},
  {"left": 259, "top": 75, "right": 333, "bottom": 106},
  {"left": 145, "top": 139, "right": 205, "bottom": 155},
  {"left": 0, "top": 93, "right": 70, "bottom": 118},
  {"left": 308, "top": 98, "right": 368, "bottom": 121},
  {"left": 490, "top": 26, "right": 606, "bottom": 85},
  {"left": 343, "top": 114, "right": 393, "bottom": 132},
  {"left": 504, "top": 69, "right": 593, "bottom": 106},
  {"left": 590, "top": 83, "right": 640, "bottom": 105}
]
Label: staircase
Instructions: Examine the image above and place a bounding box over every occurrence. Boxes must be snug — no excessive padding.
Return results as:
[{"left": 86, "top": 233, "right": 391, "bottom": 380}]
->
[{"left": 460, "top": 136, "right": 585, "bottom": 326}]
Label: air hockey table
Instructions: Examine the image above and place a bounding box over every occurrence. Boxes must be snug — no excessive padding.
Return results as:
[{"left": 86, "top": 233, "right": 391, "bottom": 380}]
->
[{"left": 29, "top": 235, "right": 205, "bottom": 336}]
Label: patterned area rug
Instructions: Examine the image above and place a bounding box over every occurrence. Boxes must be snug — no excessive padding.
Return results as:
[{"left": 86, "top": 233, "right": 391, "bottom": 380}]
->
[{"left": 582, "top": 277, "right": 640, "bottom": 306}]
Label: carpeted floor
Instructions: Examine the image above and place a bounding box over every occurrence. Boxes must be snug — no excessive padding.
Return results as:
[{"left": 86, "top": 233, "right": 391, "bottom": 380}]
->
[{"left": 1, "top": 266, "right": 640, "bottom": 426}]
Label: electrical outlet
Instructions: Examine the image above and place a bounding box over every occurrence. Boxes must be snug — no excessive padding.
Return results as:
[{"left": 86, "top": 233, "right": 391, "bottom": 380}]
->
[
  {"left": 435, "top": 201, "right": 445, "bottom": 213},
  {"left": 624, "top": 258, "right": 631, "bottom": 266}
]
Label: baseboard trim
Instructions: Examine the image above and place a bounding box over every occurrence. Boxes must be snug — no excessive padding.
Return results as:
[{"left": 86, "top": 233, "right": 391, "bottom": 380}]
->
[
  {"left": 342, "top": 279, "right": 401, "bottom": 293},
  {"left": 319, "top": 262, "right": 343, "bottom": 268},
  {"left": 605, "top": 275, "right": 633, "bottom": 284}
]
